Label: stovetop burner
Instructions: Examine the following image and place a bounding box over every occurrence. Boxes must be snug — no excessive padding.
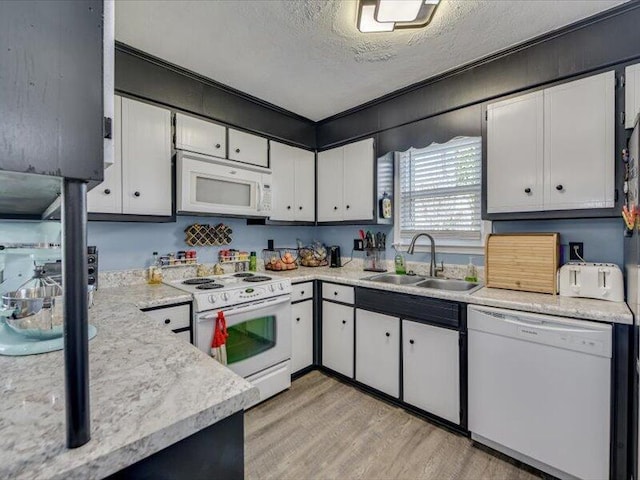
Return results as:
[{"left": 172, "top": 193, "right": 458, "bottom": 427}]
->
[
  {"left": 233, "top": 272, "right": 255, "bottom": 278},
  {"left": 183, "top": 278, "right": 212, "bottom": 285},
  {"left": 196, "top": 283, "right": 224, "bottom": 290},
  {"left": 243, "top": 276, "right": 272, "bottom": 283}
]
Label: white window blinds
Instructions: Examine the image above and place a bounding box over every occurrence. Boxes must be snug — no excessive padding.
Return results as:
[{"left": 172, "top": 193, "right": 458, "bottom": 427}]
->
[{"left": 398, "top": 136, "right": 482, "bottom": 240}]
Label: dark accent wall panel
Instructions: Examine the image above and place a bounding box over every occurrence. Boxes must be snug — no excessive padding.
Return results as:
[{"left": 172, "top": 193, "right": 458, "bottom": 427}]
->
[
  {"left": 115, "top": 45, "right": 316, "bottom": 149},
  {"left": 0, "top": 0, "right": 104, "bottom": 181},
  {"left": 317, "top": 3, "right": 640, "bottom": 148}
]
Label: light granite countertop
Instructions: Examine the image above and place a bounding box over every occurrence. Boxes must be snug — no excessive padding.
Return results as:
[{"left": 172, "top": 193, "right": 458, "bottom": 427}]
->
[
  {"left": 0, "top": 283, "right": 258, "bottom": 480},
  {"left": 267, "top": 266, "right": 633, "bottom": 325}
]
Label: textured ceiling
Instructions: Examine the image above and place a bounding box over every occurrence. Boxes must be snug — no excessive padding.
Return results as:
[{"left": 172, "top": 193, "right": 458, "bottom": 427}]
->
[{"left": 115, "top": 0, "right": 627, "bottom": 121}]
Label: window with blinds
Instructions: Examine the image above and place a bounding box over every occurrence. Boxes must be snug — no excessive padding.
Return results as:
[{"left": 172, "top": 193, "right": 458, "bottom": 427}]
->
[{"left": 397, "top": 136, "right": 482, "bottom": 242}]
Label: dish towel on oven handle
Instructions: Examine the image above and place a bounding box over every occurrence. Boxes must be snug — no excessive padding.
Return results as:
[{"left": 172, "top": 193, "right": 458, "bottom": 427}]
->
[{"left": 211, "top": 310, "right": 228, "bottom": 365}]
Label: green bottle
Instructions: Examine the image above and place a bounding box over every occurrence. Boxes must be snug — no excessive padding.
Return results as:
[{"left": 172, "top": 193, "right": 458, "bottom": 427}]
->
[
  {"left": 394, "top": 252, "right": 406, "bottom": 275},
  {"left": 249, "top": 251, "right": 257, "bottom": 272}
]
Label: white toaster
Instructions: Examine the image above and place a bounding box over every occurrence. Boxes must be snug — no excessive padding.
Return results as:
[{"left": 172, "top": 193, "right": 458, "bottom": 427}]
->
[{"left": 558, "top": 262, "right": 624, "bottom": 302}]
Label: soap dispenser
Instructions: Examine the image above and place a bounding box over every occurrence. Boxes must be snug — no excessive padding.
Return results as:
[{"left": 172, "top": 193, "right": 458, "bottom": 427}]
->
[
  {"left": 394, "top": 251, "right": 406, "bottom": 275},
  {"left": 464, "top": 257, "right": 477, "bottom": 283}
]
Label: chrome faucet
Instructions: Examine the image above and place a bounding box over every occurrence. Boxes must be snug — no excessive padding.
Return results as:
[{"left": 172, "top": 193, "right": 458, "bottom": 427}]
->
[{"left": 407, "top": 233, "right": 443, "bottom": 277}]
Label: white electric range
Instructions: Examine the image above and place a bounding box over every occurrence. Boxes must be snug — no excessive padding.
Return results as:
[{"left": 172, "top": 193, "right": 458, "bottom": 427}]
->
[{"left": 167, "top": 272, "right": 292, "bottom": 408}]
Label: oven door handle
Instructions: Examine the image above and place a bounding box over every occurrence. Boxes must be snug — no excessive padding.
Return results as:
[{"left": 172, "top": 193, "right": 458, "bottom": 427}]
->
[{"left": 197, "top": 295, "right": 291, "bottom": 322}]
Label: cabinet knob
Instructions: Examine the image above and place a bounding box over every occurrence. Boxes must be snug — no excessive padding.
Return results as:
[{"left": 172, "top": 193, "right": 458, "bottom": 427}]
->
[
  {"left": 296, "top": 317, "right": 300, "bottom": 322},
  {"left": 301, "top": 291, "right": 305, "bottom": 295},
  {"left": 164, "top": 319, "right": 171, "bottom": 325},
  {"left": 524, "top": 187, "right": 531, "bottom": 194},
  {"left": 134, "top": 191, "right": 141, "bottom": 197},
  {"left": 556, "top": 184, "right": 564, "bottom": 191},
  {"left": 342, "top": 320, "right": 347, "bottom": 324},
  {"left": 409, "top": 339, "right": 415, "bottom": 345},
  {"left": 299, "top": 206, "right": 303, "bottom": 210},
  {"left": 385, "top": 332, "right": 390, "bottom": 337},
  {"left": 334, "top": 291, "right": 338, "bottom": 296},
  {"left": 287, "top": 205, "right": 291, "bottom": 210},
  {"left": 104, "top": 188, "right": 111, "bottom": 195},
  {"left": 346, "top": 205, "right": 350, "bottom": 209},
  {"left": 333, "top": 206, "right": 338, "bottom": 210},
  {"left": 215, "top": 143, "right": 221, "bottom": 148},
  {"left": 235, "top": 148, "right": 240, "bottom": 154}
]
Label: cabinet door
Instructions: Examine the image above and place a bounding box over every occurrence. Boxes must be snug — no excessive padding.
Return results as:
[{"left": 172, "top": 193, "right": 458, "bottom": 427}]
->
[
  {"left": 544, "top": 71, "right": 615, "bottom": 210},
  {"left": 88, "top": 96, "right": 122, "bottom": 213},
  {"left": 294, "top": 149, "right": 316, "bottom": 222},
  {"left": 175, "top": 113, "right": 226, "bottom": 158},
  {"left": 487, "top": 92, "right": 544, "bottom": 213},
  {"left": 625, "top": 63, "right": 640, "bottom": 129},
  {"left": 228, "top": 128, "right": 269, "bottom": 168},
  {"left": 402, "top": 320, "right": 459, "bottom": 424},
  {"left": 322, "top": 301, "right": 353, "bottom": 377},
  {"left": 355, "top": 309, "right": 400, "bottom": 398},
  {"left": 343, "top": 138, "right": 374, "bottom": 221},
  {"left": 269, "top": 141, "right": 296, "bottom": 221},
  {"left": 121, "top": 98, "right": 172, "bottom": 216},
  {"left": 317, "top": 147, "right": 344, "bottom": 222},
  {"left": 291, "top": 300, "right": 314, "bottom": 373}
]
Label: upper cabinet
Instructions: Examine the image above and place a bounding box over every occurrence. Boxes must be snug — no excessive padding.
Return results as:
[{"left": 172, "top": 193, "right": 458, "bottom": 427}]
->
[
  {"left": 269, "top": 141, "right": 315, "bottom": 222},
  {"left": 317, "top": 138, "right": 374, "bottom": 222},
  {"left": 88, "top": 96, "right": 172, "bottom": 217},
  {"left": 175, "top": 113, "right": 226, "bottom": 158},
  {"left": 626, "top": 63, "right": 640, "bottom": 129},
  {"left": 486, "top": 71, "right": 615, "bottom": 215},
  {"left": 228, "top": 128, "right": 269, "bottom": 168}
]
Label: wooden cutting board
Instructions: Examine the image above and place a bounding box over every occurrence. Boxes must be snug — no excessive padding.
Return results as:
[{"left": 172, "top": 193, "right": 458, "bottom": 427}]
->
[{"left": 485, "top": 233, "right": 560, "bottom": 294}]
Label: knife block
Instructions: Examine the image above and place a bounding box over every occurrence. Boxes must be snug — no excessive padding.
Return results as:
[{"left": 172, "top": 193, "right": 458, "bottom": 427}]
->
[{"left": 363, "top": 248, "right": 386, "bottom": 272}]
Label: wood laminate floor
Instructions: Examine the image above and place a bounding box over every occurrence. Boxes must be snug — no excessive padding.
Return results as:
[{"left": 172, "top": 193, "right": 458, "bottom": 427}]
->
[{"left": 245, "top": 371, "right": 541, "bottom": 480}]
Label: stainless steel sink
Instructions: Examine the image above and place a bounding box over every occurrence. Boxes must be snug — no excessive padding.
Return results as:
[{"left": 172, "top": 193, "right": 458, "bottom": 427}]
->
[
  {"left": 415, "top": 278, "right": 481, "bottom": 292},
  {"left": 363, "top": 273, "right": 426, "bottom": 285}
]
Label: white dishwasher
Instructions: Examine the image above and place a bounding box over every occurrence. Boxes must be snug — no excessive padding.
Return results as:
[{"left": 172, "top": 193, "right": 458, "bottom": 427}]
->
[{"left": 468, "top": 305, "right": 612, "bottom": 480}]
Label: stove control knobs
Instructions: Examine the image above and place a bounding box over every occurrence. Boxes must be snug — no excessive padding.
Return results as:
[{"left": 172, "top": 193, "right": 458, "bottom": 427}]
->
[
  {"left": 208, "top": 295, "right": 216, "bottom": 304},
  {"left": 278, "top": 283, "right": 284, "bottom": 291},
  {"left": 222, "top": 293, "right": 230, "bottom": 301},
  {"left": 268, "top": 284, "right": 275, "bottom": 292}
]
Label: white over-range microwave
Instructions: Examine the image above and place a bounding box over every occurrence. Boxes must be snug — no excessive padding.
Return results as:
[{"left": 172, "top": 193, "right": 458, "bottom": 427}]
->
[{"left": 177, "top": 150, "right": 272, "bottom": 217}]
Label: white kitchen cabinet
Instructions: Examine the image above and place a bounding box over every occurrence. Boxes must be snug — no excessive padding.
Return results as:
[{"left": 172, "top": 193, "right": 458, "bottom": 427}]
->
[
  {"left": 122, "top": 98, "right": 172, "bottom": 216},
  {"left": 228, "top": 128, "right": 269, "bottom": 168},
  {"left": 355, "top": 309, "right": 400, "bottom": 398},
  {"left": 322, "top": 301, "right": 354, "bottom": 378},
  {"left": 486, "top": 70, "right": 615, "bottom": 215},
  {"left": 487, "top": 91, "right": 544, "bottom": 213},
  {"left": 317, "top": 146, "right": 344, "bottom": 222},
  {"left": 175, "top": 112, "right": 226, "bottom": 158},
  {"left": 402, "top": 320, "right": 459, "bottom": 424},
  {"left": 291, "top": 300, "right": 314, "bottom": 373},
  {"left": 626, "top": 63, "right": 640, "bottom": 129},
  {"left": 544, "top": 71, "right": 615, "bottom": 210},
  {"left": 88, "top": 95, "right": 122, "bottom": 213},
  {"left": 174, "top": 330, "right": 192, "bottom": 343},
  {"left": 89, "top": 96, "right": 172, "bottom": 216},
  {"left": 317, "top": 138, "right": 374, "bottom": 222},
  {"left": 270, "top": 141, "right": 315, "bottom": 222}
]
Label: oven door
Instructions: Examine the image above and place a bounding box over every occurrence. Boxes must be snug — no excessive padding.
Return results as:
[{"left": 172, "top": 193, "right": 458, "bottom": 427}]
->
[{"left": 196, "top": 295, "right": 291, "bottom": 378}]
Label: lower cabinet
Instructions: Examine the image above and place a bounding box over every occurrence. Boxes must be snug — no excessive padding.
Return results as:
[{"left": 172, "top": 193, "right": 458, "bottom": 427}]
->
[
  {"left": 322, "top": 301, "right": 354, "bottom": 378},
  {"left": 142, "top": 303, "right": 193, "bottom": 344},
  {"left": 291, "top": 299, "right": 314, "bottom": 373},
  {"left": 355, "top": 309, "right": 400, "bottom": 398},
  {"left": 402, "top": 320, "right": 460, "bottom": 424}
]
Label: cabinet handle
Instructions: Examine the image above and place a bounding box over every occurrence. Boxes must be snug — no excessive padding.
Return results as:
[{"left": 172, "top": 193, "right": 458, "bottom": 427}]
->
[
  {"left": 346, "top": 205, "right": 350, "bottom": 209},
  {"left": 342, "top": 320, "right": 347, "bottom": 324},
  {"left": 385, "top": 332, "right": 390, "bottom": 337},
  {"left": 299, "top": 206, "right": 303, "bottom": 210},
  {"left": 215, "top": 143, "right": 221, "bottom": 148},
  {"left": 296, "top": 317, "right": 300, "bottom": 322},
  {"left": 524, "top": 187, "right": 531, "bottom": 194},
  {"left": 104, "top": 188, "right": 111, "bottom": 195},
  {"left": 556, "top": 184, "right": 564, "bottom": 191},
  {"left": 287, "top": 206, "right": 291, "bottom": 210},
  {"left": 235, "top": 148, "right": 240, "bottom": 154},
  {"left": 301, "top": 291, "right": 305, "bottom": 295},
  {"left": 164, "top": 319, "right": 171, "bottom": 325},
  {"left": 333, "top": 206, "right": 338, "bottom": 210},
  {"left": 334, "top": 291, "right": 338, "bottom": 296},
  {"left": 409, "top": 339, "right": 414, "bottom": 345},
  {"left": 134, "top": 191, "right": 141, "bottom": 197}
]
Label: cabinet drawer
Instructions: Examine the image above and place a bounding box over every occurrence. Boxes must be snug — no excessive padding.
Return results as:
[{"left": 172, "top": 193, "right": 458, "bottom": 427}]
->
[
  {"left": 322, "top": 283, "right": 354, "bottom": 304},
  {"left": 174, "top": 329, "right": 192, "bottom": 343},
  {"left": 292, "top": 282, "right": 313, "bottom": 302},
  {"left": 144, "top": 304, "right": 190, "bottom": 330}
]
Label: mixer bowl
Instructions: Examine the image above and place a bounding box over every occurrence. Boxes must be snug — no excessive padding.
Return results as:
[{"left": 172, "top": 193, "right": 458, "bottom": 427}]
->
[{"left": 2, "top": 285, "right": 64, "bottom": 340}]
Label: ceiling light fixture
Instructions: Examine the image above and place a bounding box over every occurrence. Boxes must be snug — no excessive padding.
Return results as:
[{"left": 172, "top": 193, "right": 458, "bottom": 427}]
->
[{"left": 357, "top": 0, "right": 441, "bottom": 33}]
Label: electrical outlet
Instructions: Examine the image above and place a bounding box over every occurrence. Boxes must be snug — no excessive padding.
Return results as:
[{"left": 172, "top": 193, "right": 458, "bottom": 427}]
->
[
  {"left": 354, "top": 239, "right": 364, "bottom": 251},
  {"left": 569, "top": 242, "right": 584, "bottom": 261}
]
